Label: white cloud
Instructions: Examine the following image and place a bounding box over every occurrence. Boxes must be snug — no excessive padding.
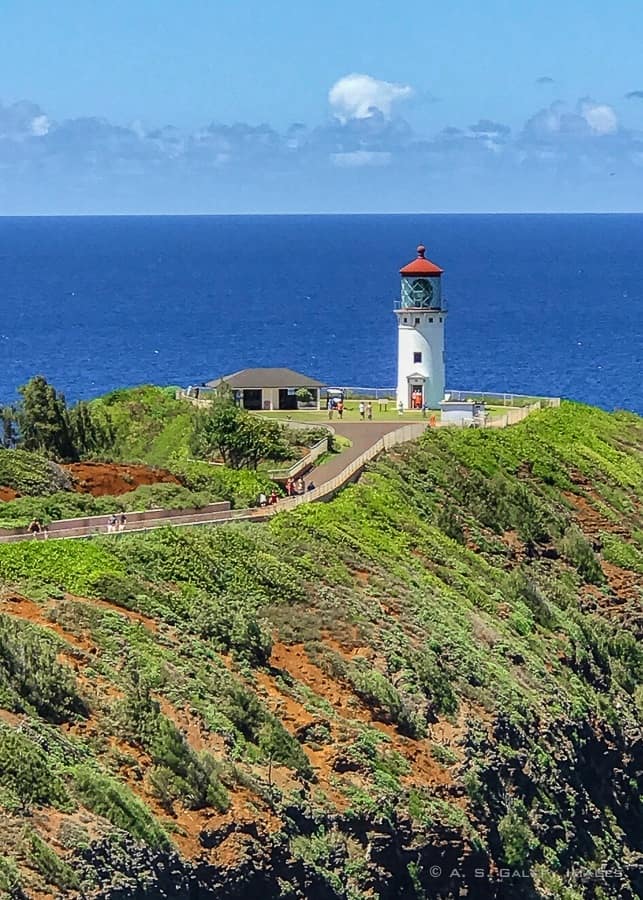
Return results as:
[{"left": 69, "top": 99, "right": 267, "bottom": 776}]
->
[
  {"left": 524, "top": 98, "right": 619, "bottom": 141},
  {"left": 579, "top": 99, "right": 618, "bottom": 135},
  {"left": 30, "top": 115, "right": 50, "bottom": 136},
  {"left": 331, "top": 150, "right": 392, "bottom": 167},
  {"left": 328, "top": 73, "right": 412, "bottom": 122}
]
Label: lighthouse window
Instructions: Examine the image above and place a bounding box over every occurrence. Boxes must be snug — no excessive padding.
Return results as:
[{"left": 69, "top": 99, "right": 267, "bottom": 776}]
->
[
  {"left": 428, "top": 317, "right": 434, "bottom": 323},
  {"left": 403, "top": 317, "right": 408, "bottom": 323},
  {"left": 439, "top": 317, "right": 443, "bottom": 323},
  {"left": 413, "top": 352, "right": 422, "bottom": 364},
  {"left": 414, "top": 317, "right": 420, "bottom": 325}
]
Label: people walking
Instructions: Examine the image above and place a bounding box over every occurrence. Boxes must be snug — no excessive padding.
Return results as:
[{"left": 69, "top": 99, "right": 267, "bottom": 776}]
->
[
  {"left": 119, "top": 512, "right": 127, "bottom": 532},
  {"left": 429, "top": 414, "right": 437, "bottom": 427},
  {"left": 268, "top": 490, "right": 278, "bottom": 506},
  {"left": 366, "top": 402, "right": 373, "bottom": 420},
  {"left": 106, "top": 514, "right": 117, "bottom": 534},
  {"left": 328, "top": 399, "right": 334, "bottom": 419},
  {"left": 285, "top": 477, "right": 294, "bottom": 496},
  {"left": 398, "top": 400, "right": 404, "bottom": 416},
  {"left": 258, "top": 492, "right": 268, "bottom": 507},
  {"left": 359, "top": 401, "right": 365, "bottom": 420},
  {"left": 337, "top": 399, "right": 344, "bottom": 419},
  {"left": 28, "top": 519, "right": 42, "bottom": 539}
]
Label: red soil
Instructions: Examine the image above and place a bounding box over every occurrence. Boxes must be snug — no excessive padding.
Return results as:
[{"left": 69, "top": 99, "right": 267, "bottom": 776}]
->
[
  {"left": 63, "top": 462, "right": 180, "bottom": 497},
  {"left": 0, "top": 486, "right": 19, "bottom": 501}
]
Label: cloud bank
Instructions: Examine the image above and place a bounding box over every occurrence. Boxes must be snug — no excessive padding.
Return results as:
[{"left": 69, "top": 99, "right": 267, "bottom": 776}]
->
[{"left": 0, "top": 75, "right": 641, "bottom": 213}]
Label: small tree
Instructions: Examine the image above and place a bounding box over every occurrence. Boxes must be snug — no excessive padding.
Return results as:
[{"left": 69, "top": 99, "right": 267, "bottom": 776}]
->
[
  {"left": 68, "top": 401, "right": 114, "bottom": 457},
  {"left": 17, "top": 376, "right": 76, "bottom": 461},
  {"left": 0, "top": 406, "right": 18, "bottom": 448},
  {"left": 190, "top": 396, "right": 289, "bottom": 469},
  {"left": 295, "top": 388, "right": 313, "bottom": 404}
]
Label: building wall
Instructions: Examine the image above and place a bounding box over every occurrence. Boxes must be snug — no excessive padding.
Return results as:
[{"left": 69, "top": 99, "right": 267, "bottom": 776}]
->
[{"left": 396, "top": 311, "right": 446, "bottom": 409}]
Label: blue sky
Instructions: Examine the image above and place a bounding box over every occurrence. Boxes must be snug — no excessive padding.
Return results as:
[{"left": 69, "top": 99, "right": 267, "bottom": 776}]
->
[{"left": 1, "top": 0, "right": 643, "bottom": 213}]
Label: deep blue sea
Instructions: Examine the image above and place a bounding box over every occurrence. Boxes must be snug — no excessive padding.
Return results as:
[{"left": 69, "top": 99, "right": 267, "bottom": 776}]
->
[{"left": 0, "top": 214, "right": 641, "bottom": 413}]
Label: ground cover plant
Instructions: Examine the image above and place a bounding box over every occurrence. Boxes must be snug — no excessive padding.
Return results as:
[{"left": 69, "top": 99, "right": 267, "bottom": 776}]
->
[{"left": 0, "top": 402, "right": 639, "bottom": 898}]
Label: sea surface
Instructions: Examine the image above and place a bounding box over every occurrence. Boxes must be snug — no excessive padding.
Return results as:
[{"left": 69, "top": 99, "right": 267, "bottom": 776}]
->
[{"left": 0, "top": 214, "right": 641, "bottom": 413}]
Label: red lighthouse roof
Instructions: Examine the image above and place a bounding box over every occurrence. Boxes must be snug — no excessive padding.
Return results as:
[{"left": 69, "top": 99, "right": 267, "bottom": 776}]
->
[{"left": 400, "top": 245, "right": 443, "bottom": 276}]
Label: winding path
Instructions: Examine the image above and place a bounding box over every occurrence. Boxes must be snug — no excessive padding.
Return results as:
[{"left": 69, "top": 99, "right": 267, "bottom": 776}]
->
[{"left": 0, "top": 420, "right": 419, "bottom": 544}]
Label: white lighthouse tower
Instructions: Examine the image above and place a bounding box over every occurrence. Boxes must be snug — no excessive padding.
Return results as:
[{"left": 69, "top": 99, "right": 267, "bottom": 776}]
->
[{"left": 395, "top": 245, "right": 446, "bottom": 410}]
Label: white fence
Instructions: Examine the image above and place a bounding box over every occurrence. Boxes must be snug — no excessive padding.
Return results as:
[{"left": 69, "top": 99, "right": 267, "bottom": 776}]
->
[{"left": 445, "top": 390, "right": 561, "bottom": 408}]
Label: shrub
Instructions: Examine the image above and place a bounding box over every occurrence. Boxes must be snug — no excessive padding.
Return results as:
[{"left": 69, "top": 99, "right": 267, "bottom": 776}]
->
[
  {"left": 0, "top": 540, "right": 124, "bottom": 595},
  {"left": 23, "top": 830, "right": 78, "bottom": 890},
  {"left": 558, "top": 527, "right": 605, "bottom": 584},
  {"left": 0, "top": 615, "right": 87, "bottom": 723},
  {"left": 0, "top": 856, "right": 21, "bottom": 896},
  {"left": 0, "top": 448, "right": 72, "bottom": 496},
  {"left": 0, "top": 726, "right": 71, "bottom": 810},
  {"left": 114, "top": 678, "right": 228, "bottom": 812},
  {"left": 70, "top": 764, "right": 168, "bottom": 847},
  {"left": 498, "top": 800, "right": 539, "bottom": 867}
]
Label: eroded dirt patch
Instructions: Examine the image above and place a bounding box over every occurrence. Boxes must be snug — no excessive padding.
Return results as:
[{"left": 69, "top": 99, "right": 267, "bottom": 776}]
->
[{"left": 63, "top": 462, "right": 180, "bottom": 497}]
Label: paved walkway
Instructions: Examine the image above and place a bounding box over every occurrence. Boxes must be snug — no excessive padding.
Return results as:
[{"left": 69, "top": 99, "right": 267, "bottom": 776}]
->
[{"left": 309, "top": 420, "right": 406, "bottom": 486}]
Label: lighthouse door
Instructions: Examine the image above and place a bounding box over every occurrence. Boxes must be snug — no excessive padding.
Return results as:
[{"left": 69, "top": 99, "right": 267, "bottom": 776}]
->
[{"left": 407, "top": 374, "right": 426, "bottom": 410}]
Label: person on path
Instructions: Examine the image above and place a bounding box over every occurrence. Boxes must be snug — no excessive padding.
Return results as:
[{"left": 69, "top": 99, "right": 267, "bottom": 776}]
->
[
  {"left": 107, "top": 514, "right": 117, "bottom": 534},
  {"left": 366, "top": 402, "right": 373, "bottom": 421},
  {"left": 268, "top": 490, "right": 278, "bottom": 506},
  {"left": 286, "top": 477, "right": 294, "bottom": 496},
  {"left": 337, "top": 400, "right": 344, "bottom": 419},
  {"left": 42, "top": 524, "right": 49, "bottom": 540},
  {"left": 328, "top": 399, "right": 334, "bottom": 420},
  {"left": 429, "top": 414, "right": 437, "bottom": 427},
  {"left": 422, "top": 402, "right": 428, "bottom": 418},
  {"left": 119, "top": 512, "right": 127, "bottom": 532},
  {"left": 28, "top": 519, "right": 42, "bottom": 539},
  {"left": 258, "top": 492, "right": 267, "bottom": 507},
  {"left": 398, "top": 400, "right": 404, "bottom": 416},
  {"left": 295, "top": 477, "right": 305, "bottom": 494},
  {"left": 359, "top": 401, "right": 365, "bottom": 420},
  {"left": 307, "top": 481, "right": 316, "bottom": 492}
]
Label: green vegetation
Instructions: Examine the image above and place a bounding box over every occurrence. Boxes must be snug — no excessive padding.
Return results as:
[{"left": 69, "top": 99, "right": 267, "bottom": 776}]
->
[
  {"left": 0, "top": 401, "right": 639, "bottom": 898},
  {"left": 70, "top": 764, "right": 168, "bottom": 847},
  {"left": 0, "top": 615, "right": 87, "bottom": 722},
  {"left": 0, "top": 447, "right": 72, "bottom": 496},
  {"left": 190, "top": 392, "right": 290, "bottom": 469},
  {"left": 90, "top": 384, "right": 194, "bottom": 466},
  {"left": 0, "top": 725, "right": 72, "bottom": 811}
]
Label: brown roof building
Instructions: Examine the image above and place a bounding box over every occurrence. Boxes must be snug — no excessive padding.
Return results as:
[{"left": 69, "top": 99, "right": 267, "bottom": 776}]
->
[{"left": 203, "top": 367, "right": 324, "bottom": 411}]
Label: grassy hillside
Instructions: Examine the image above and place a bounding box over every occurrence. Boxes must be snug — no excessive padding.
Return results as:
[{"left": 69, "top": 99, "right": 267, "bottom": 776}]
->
[
  {"left": 0, "top": 403, "right": 640, "bottom": 899},
  {"left": 89, "top": 385, "right": 196, "bottom": 466}
]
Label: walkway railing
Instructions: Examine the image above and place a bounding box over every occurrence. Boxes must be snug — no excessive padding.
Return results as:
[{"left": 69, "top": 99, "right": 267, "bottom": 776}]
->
[
  {"left": 445, "top": 390, "right": 561, "bottom": 408},
  {"left": 266, "top": 436, "right": 329, "bottom": 481}
]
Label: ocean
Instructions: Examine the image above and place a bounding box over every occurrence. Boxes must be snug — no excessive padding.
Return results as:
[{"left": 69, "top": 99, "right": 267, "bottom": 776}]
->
[{"left": 0, "top": 214, "right": 641, "bottom": 413}]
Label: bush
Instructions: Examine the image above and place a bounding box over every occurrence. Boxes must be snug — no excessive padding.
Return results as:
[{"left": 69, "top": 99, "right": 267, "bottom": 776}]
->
[
  {"left": 0, "top": 541, "right": 124, "bottom": 596},
  {"left": 23, "top": 830, "right": 78, "bottom": 890},
  {"left": 0, "top": 726, "right": 71, "bottom": 810},
  {"left": 498, "top": 800, "right": 539, "bottom": 867},
  {"left": 0, "top": 615, "right": 87, "bottom": 723},
  {"left": 70, "top": 764, "right": 168, "bottom": 847},
  {"left": 114, "top": 678, "right": 228, "bottom": 812},
  {"left": 558, "top": 527, "right": 605, "bottom": 584},
  {"left": 0, "top": 448, "right": 72, "bottom": 496},
  {"left": 171, "top": 459, "right": 276, "bottom": 509}
]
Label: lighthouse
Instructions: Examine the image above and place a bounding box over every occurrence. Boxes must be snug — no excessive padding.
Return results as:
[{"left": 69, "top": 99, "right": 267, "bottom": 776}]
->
[{"left": 395, "top": 245, "right": 446, "bottom": 410}]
